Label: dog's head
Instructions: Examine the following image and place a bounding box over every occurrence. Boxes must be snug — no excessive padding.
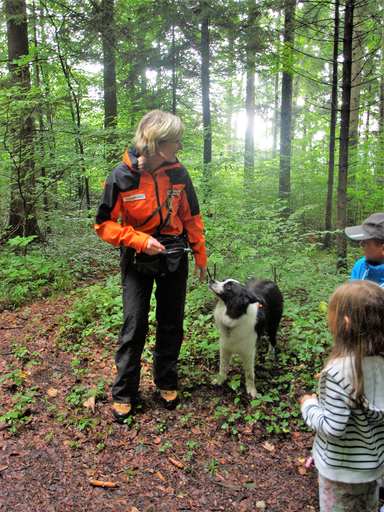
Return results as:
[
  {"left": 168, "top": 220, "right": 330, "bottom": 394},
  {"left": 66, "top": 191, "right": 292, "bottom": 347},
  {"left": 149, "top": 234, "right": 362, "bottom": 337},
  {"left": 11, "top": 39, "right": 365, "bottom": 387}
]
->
[
  {"left": 209, "top": 279, "right": 243, "bottom": 300},
  {"left": 209, "top": 279, "right": 260, "bottom": 319}
]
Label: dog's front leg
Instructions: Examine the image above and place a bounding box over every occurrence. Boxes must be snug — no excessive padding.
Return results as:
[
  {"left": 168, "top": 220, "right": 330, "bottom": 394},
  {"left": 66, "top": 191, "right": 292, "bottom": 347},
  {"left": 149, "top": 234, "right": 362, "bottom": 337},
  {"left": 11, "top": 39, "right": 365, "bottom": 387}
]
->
[
  {"left": 212, "top": 342, "right": 231, "bottom": 386},
  {"left": 243, "top": 352, "right": 257, "bottom": 398},
  {"left": 267, "top": 343, "right": 275, "bottom": 360}
]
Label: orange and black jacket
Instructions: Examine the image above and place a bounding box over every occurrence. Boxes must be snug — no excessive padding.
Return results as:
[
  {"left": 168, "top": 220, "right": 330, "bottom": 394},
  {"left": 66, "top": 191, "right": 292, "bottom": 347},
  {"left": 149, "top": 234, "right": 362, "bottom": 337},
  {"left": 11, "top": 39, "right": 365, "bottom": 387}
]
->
[{"left": 94, "top": 147, "right": 207, "bottom": 267}]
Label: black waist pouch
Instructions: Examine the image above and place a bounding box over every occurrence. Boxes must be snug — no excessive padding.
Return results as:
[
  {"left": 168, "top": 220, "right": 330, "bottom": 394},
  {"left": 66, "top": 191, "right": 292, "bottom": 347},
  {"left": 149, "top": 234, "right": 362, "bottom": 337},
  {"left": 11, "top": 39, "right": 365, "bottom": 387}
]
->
[{"left": 132, "top": 234, "right": 190, "bottom": 276}]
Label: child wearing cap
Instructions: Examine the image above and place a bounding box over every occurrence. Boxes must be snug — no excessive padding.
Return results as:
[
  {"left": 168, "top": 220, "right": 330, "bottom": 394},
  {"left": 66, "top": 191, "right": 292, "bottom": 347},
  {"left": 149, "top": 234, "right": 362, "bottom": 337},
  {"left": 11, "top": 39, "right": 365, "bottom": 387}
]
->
[{"left": 345, "top": 212, "right": 384, "bottom": 289}]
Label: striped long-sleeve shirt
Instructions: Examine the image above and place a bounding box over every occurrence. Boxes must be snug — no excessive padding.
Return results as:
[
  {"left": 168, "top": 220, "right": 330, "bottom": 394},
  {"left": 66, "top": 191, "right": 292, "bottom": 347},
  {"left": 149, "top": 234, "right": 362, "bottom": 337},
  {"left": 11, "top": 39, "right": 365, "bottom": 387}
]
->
[{"left": 301, "top": 356, "right": 384, "bottom": 483}]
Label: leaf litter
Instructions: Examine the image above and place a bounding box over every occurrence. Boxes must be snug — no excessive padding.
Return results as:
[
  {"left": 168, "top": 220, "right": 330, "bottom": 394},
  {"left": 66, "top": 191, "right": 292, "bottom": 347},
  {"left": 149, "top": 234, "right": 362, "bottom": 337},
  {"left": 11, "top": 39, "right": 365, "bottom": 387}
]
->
[{"left": 1, "top": 285, "right": 380, "bottom": 511}]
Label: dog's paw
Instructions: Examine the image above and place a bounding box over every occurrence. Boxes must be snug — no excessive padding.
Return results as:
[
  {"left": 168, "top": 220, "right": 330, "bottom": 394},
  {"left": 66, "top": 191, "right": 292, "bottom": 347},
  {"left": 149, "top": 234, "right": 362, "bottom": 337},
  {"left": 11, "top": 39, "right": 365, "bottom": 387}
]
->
[
  {"left": 246, "top": 385, "right": 257, "bottom": 398},
  {"left": 266, "top": 343, "right": 276, "bottom": 360},
  {"left": 212, "top": 374, "right": 226, "bottom": 386}
]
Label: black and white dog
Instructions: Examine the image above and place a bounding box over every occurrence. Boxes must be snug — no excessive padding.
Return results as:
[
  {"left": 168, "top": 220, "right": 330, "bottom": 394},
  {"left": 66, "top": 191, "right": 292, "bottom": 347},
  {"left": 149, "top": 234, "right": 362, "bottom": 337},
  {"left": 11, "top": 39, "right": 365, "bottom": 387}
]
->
[{"left": 209, "top": 278, "right": 283, "bottom": 397}]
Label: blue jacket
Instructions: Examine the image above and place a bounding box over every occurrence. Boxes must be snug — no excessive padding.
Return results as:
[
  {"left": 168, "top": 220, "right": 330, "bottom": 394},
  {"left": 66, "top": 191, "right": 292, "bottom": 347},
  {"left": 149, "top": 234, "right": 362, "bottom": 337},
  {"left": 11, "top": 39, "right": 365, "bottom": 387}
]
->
[{"left": 351, "top": 258, "right": 384, "bottom": 288}]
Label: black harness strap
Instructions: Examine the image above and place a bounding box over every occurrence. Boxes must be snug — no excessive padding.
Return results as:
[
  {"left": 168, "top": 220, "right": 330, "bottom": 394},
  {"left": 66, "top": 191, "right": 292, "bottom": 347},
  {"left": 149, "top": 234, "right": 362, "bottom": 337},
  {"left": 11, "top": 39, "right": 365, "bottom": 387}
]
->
[{"left": 135, "top": 185, "right": 174, "bottom": 235}]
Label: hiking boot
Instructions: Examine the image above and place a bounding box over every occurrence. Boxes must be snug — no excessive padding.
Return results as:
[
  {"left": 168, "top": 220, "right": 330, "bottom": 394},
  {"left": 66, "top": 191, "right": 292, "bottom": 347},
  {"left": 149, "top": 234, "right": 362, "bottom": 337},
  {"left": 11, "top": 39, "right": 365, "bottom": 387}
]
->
[
  {"left": 159, "top": 390, "right": 179, "bottom": 410},
  {"left": 112, "top": 402, "right": 132, "bottom": 423}
]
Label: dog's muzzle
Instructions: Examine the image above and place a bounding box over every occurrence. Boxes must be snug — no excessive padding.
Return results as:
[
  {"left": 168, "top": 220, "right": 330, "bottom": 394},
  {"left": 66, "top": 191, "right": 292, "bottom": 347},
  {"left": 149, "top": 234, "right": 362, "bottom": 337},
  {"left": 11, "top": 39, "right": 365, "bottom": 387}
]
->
[{"left": 209, "top": 279, "right": 220, "bottom": 294}]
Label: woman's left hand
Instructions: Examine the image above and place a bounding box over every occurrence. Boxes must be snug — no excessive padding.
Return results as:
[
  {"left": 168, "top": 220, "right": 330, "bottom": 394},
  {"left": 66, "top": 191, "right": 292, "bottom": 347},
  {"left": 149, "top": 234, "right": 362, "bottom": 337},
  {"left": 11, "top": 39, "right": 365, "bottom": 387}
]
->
[{"left": 194, "top": 265, "right": 207, "bottom": 282}]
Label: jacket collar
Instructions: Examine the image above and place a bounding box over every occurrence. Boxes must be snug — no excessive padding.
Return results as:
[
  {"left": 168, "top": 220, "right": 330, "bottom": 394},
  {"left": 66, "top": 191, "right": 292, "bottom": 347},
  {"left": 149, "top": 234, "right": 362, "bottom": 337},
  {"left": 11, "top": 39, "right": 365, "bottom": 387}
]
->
[{"left": 123, "top": 146, "right": 180, "bottom": 173}]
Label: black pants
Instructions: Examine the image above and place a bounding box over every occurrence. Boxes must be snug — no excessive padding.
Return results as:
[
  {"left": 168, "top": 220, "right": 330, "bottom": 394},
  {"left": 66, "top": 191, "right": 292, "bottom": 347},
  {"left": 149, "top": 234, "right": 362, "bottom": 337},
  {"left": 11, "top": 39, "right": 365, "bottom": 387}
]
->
[{"left": 112, "top": 250, "right": 188, "bottom": 404}]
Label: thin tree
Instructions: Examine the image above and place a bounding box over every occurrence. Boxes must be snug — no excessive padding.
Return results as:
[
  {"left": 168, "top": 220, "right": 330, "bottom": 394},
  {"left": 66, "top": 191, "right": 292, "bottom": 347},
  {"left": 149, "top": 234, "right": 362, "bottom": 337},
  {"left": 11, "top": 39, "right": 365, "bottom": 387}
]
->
[
  {"left": 201, "top": 3, "right": 212, "bottom": 167},
  {"left": 336, "top": 0, "right": 354, "bottom": 269},
  {"left": 324, "top": 0, "right": 340, "bottom": 249},
  {"left": 279, "top": 0, "right": 296, "bottom": 211},
  {"left": 101, "top": 0, "right": 118, "bottom": 164},
  {"left": 272, "top": 73, "right": 279, "bottom": 159}
]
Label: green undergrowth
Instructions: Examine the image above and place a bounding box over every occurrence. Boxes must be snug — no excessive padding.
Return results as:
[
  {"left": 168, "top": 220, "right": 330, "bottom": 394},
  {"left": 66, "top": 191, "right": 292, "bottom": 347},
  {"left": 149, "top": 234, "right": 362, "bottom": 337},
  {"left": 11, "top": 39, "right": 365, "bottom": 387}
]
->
[
  {"left": 52, "top": 245, "right": 345, "bottom": 435},
  {"left": 1, "top": 204, "right": 357, "bottom": 436},
  {"left": 0, "top": 213, "right": 117, "bottom": 309}
]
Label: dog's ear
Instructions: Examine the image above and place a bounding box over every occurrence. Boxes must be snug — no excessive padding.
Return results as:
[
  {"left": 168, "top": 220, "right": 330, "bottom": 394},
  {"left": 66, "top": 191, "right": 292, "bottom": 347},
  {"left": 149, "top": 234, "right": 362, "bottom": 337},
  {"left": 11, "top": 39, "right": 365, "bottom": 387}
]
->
[{"left": 247, "top": 292, "right": 265, "bottom": 306}]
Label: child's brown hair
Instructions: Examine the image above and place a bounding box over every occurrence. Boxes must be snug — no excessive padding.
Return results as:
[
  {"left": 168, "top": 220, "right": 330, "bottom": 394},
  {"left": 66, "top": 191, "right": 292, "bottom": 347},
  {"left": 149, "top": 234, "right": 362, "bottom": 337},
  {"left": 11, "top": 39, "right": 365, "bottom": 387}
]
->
[{"left": 327, "top": 280, "right": 384, "bottom": 408}]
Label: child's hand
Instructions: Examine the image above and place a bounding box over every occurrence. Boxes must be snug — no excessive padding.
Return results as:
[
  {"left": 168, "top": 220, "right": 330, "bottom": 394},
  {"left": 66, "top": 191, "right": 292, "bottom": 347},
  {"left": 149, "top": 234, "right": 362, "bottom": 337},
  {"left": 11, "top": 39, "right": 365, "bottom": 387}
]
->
[{"left": 300, "top": 394, "right": 317, "bottom": 408}]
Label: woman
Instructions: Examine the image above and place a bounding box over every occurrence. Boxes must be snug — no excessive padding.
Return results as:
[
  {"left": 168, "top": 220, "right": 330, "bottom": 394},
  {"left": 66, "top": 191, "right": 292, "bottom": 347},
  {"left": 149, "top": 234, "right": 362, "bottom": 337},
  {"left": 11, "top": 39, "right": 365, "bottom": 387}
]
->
[{"left": 95, "top": 111, "right": 207, "bottom": 423}]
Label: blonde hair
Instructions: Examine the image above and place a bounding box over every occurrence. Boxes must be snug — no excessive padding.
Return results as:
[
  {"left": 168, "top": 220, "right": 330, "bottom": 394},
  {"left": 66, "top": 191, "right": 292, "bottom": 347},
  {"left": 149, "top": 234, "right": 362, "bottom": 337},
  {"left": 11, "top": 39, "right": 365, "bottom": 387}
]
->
[
  {"left": 328, "top": 280, "right": 384, "bottom": 408},
  {"left": 134, "top": 110, "right": 185, "bottom": 157}
]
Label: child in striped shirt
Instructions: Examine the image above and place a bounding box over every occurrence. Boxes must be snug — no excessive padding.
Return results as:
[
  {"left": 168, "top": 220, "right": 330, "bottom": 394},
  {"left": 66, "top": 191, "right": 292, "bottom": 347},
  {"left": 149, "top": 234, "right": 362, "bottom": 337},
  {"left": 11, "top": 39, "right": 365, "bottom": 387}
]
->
[{"left": 300, "top": 280, "right": 384, "bottom": 512}]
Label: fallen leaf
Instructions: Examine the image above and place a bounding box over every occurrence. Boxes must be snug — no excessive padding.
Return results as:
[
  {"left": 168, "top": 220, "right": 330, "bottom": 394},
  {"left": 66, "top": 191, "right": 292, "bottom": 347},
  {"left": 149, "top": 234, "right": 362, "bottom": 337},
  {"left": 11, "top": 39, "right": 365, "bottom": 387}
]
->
[
  {"left": 191, "top": 427, "right": 201, "bottom": 435},
  {"left": 168, "top": 457, "right": 183, "bottom": 469},
  {"left": 298, "top": 457, "right": 306, "bottom": 463},
  {"left": 298, "top": 466, "right": 307, "bottom": 475},
  {"left": 130, "top": 508, "right": 139, "bottom": 512},
  {"left": 83, "top": 396, "right": 95, "bottom": 413},
  {"left": 256, "top": 501, "right": 266, "bottom": 509},
  {"left": 112, "top": 365, "right": 117, "bottom": 373},
  {"left": 263, "top": 441, "right": 275, "bottom": 452},
  {"left": 89, "top": 479, "right": 119, "bottom": 488},
  {"left": 47, "top": 388, "right": 58, "bottom": 398},
  {"left": 153, "top": 436, "right": 162, "bottom": 444},
  {"left": 84, "top": 469, "right": 95, "bottom": 476},
  {"left": 156, "top": 470, "right": 166, "bottom": 483}
]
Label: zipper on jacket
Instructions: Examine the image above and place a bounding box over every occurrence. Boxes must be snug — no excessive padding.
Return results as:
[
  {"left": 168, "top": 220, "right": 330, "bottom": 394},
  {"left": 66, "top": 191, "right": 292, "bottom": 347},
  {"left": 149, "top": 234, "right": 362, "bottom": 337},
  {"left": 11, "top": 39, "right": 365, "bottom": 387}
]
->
[{"left": 151, "top": 173, "right": 164, "bottom": 226}]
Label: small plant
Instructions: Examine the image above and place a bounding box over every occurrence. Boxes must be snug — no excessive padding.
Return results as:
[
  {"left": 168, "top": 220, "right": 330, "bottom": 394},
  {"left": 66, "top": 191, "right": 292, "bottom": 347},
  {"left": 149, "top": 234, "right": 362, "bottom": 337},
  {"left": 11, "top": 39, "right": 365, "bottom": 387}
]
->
[
  {"left": 0, "top": 387, "right": 38, "bottom": 432},
  {"left": 179, "top": 413, "right": 192, "bottom": 425},
  {"left": 0, "top": 367, "right": 26, "bottom": 387},
  {"left": 205, "top": 457, "right": 220, "bottom": 477},
  {"left": 123, "top": 466, "right": 138, "bottom": 482},
  {"left": 185, "top": 441, "right": 201, "bottom": 461},
  {"left": 11, "top": 343, "right": 30, "bottom": 361},
  {"left": 154, "top": 419, "right": 167, "bottom": 433},
  {"left": 66, "top": 386, "right": 87, "bottom": 407},
  {"left": 158, "top": 441, "right": 173, "bottom": 453}
]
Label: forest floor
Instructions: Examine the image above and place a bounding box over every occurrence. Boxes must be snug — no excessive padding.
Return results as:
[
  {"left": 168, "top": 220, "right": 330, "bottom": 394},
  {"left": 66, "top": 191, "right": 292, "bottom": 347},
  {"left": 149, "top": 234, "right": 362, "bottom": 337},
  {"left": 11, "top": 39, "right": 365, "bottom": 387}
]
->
[{"left": 0, "top": 278, "right": 382, "bottom": 512}]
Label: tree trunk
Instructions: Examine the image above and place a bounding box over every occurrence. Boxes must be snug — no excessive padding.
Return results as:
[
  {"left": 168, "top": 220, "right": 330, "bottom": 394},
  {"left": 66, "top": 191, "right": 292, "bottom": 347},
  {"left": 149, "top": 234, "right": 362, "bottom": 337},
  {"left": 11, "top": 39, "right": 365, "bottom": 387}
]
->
[
  {"left": 102, "top": 0, "right": 118, "bottom": 164},
  {"left": 5, "top": 0, "right": 39, "bottom": 240},
  {"left": 348, "top": 2, "right": 363, "bottom": 148},
  {"left": 379, "top": 22, "right": 384, "bottom": 173},
  {"left": 324, "top": 0, "right": 339, "bottom": 249},
  {"left": 336, "top": 0, "right": 354, "bottom": 269},
  {"left": 244, "top": 54, "right": 255, "bottom": 182},
  {"left": 201, "top": 13, "right": 211, "bottom": 166},
  {"left": 272, "top": 73, "right": 279, "bottom": 159},
  {"left": 279, "top": 0, "right": 296, "bottom": 212},
  {"left": 172, "top": 24, "right": 177, "bottom": 115},
  {"left": 347, "top": 1, "right": 363, "bottom": 195}
]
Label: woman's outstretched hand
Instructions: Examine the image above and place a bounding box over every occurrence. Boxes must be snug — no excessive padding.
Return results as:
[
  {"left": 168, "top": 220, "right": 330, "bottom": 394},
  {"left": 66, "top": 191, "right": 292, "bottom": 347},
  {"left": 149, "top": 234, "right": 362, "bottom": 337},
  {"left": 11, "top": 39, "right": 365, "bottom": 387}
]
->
[{"left": 144, "top": 236, "right": 165, "bottom": 255}]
